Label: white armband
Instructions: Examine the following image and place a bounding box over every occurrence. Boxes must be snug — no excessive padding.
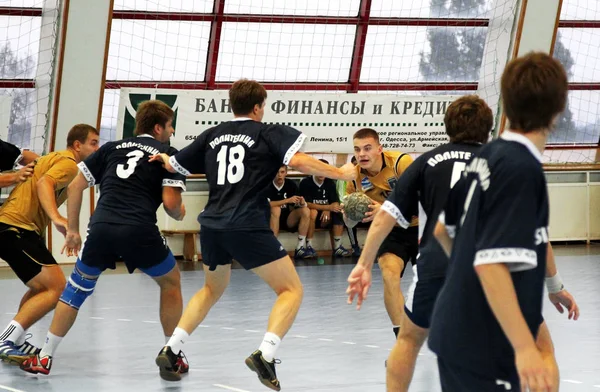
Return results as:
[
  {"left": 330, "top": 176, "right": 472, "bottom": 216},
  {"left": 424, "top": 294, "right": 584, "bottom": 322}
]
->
[{"left": 545, "top": 272, "right": 564, "bottom": 294}]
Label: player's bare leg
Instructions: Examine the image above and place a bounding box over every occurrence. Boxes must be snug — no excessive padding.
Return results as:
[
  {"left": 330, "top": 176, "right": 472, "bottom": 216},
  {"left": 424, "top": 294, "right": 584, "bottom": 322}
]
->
[
  {"left": 288, "top": 207, "right": 311, "bottom": 258},
  {"left": 386, "top": 316, "right": 428, "bottom": 392},
  {"left": 536, "top": 321, "right": 559, "bottom": 392},
  {"left": 270, "top": 206, "right": 281, "bottom": 236},
  {"left": 307, "top": 208, "right": 318, "bottom": 242},
  {"left": 152, "top": 264, "right": 183, "bottom": 337},
  {"left": 14, "top": 266, "right": 65, "bottom": 334},
  {"left": 378, "top": 253, "right": 406, "bottom": 336},
  {"left": 156, "top": 264, "right": 231, "bottom": 381},
  {"left": 245, "top": 254, "right": 303, "bottom": 391}
]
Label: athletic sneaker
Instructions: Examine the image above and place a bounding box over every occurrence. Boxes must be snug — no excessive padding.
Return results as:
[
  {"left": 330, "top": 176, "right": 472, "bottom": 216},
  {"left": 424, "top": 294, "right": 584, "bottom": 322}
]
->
[
  {"left": 0, "top": 340, "right": 33, "bottom": 365},
  {"left": 351, "top": 244, "right": 362, "bottom": 257},
  {"left": 305, "top": 245, "right": 317, "bottom": 258},
  {"left": 20, "top": 354, "right": 52, "bottom": 375},
  {"left": 155, "top": 346, "right": 189, "bottom": 381},
  {"left": 294, "top": 246, "right": 310, "bottom": 259},
  {"left": 16, "top": 334, "right": 41, "bottom": 356},
  {"left": 245, "top": 350, "right": 281, "bottom": 391},
  {"left": 333, "top": 245, "right": 351, "bottom": 257}
]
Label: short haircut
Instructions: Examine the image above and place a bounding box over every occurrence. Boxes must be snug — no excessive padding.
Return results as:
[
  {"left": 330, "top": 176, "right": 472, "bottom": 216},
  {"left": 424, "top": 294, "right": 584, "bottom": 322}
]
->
[
  {"left": 135, "top": 100, "right": 174, "bottom": 136},
  {"left": 501, "top": 52, "right": 568, "bottom": 133},
  {"left": 229, "top": 79, "right": 268, "bottom": 116},
  {"left": 444, "top": 95, "right": 493, "bottom": 144},
  {"left": 318, "top": 159, "right": 329, "bottom": 164},
  {"left": 67, "top": 124, "right": 99, "bottom": 148},
  {"left": 353, "top": 128, "right": 379, "bottom": 144},
  {"left": 279, "top": 164, "right": 287, "bottom": 170}
]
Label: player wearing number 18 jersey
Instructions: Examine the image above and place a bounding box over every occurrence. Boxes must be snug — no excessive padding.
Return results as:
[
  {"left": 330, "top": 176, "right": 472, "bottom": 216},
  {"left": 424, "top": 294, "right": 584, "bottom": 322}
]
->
[
  {"left": 151, "top": 79, "right": 355, "bottom": 390},
  {"left": 21, "top": 100, "right": 188, "bottom": 376}
]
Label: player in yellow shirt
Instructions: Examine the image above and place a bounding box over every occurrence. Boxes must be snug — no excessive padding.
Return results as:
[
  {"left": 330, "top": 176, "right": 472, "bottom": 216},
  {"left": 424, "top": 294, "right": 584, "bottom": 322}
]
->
[
  {"left": 345, "top": 128, "right": 418, "bottom": 339},
  {"left": 0, "top": 124, "right": 99, "bottom": 363}
]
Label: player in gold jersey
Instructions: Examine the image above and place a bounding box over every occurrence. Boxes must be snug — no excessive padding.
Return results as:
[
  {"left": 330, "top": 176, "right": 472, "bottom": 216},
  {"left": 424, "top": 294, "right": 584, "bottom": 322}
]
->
[{"left": 345, "top": 128, "right": 418, "bottom": 339}]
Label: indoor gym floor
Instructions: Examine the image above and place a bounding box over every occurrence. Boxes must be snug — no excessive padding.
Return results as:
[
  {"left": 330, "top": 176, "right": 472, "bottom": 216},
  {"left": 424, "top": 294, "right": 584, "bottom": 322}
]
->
[{"left": 0, "top": 244, "right": 597, "bottom": 392}]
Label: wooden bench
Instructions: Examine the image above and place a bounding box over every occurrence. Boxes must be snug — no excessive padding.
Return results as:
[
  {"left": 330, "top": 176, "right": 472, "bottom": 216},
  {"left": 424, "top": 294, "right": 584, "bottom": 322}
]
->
[{"left": 161, "top": 229, "right": 200, "bottom": 262}]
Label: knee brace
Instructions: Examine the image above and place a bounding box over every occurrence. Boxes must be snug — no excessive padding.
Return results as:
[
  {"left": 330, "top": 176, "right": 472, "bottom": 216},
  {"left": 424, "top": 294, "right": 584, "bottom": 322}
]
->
[{"left": 59, "top": 266, "right": 98, "bottom": 310}]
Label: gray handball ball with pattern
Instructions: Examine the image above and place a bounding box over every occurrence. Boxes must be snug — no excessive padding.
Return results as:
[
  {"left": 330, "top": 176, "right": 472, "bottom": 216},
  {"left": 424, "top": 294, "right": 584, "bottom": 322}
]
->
[{"left": 343, "top": 192, "right": 372, "bottom": 222}]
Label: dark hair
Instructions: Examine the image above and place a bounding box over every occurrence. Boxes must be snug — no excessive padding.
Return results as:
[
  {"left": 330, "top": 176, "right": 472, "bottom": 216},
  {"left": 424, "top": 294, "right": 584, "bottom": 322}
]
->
[
  {"left": 353, "top": 128, "right": 379, "bottom": 144},
  {"left": 351, "top": 156, "right": 357, "bottom": 165},
  {"left": 444, "top": 95, "right": 493, "bottom": 144},
  {"left": 135, "top": 100, "right": 174, "bottom": 136},
  {"left": 67, "top": 124, "right": 99, "bottom": 148},
  {"left": 501, "top": 52, "right": 568, "bottom": 133},
  {"left": 279, "top": 164, "right": 287, "bottom": 170},
  {"left": 319, "top": 159, "right": 329, "bottom": 164},
  {"left": 229, "top": 79, "right": 268, "bottom": 115}
]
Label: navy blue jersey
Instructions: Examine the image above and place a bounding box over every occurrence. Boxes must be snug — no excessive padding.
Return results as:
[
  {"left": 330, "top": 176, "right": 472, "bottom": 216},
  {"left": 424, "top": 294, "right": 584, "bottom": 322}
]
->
[
  {"left": 170, "top": 119, "right": 305, "bottom": 230},
  {"left": 266, "top": 179, "right": 299, "bottom": 212},
  {"left": 79, "top": 135, "right": 186, "bottom": 226},
  {"left": 0, "top": 139, "right": 22, "bottom": 171},
  {"left": 299, "top": 177, "right": 339, "bottom": 206},
  {"left": 381, "top": 142, "right": 482, "bottom": 279},
  {"left": 428, "top": 131, "right": 549, "bottom": 376}
]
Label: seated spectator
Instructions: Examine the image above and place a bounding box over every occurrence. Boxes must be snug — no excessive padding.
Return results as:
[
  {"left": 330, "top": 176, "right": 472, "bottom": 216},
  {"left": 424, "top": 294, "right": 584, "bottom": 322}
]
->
[
  {"left": 336, "top": 156, "right": 361, "bottom": 256},
  {"left": 300, "top": 159, "right": 351, "bottom": 257},
  {"left": 266, "top": 165, "right": 312, "bottom": 259}
]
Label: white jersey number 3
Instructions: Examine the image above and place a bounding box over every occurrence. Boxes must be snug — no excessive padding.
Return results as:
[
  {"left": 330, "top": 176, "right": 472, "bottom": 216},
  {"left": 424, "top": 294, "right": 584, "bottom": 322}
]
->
[
  {"left": 117, "top": 150, "right": 144, "bottom": 179},
  {"left": 216, "top": 145, "right": 245, "bottom": 185}
]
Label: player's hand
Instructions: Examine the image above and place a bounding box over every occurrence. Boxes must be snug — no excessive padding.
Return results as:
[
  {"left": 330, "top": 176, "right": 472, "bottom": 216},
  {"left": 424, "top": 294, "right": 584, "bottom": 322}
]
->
[
  {"left": 61, "top": 231, "right": 82, "bottom": 257},
  {"left": 321, "top": 210, "right": 331, "bottom": 224},
  {"left": 53, "top": 216, "right": 68, "bottom": 237},
  {"left": 549, "top": 289, "right": 579, "bottom": 320},
  {"left": 16, "top": 162, "right": 35, "bottom": 182},
  {"left": 515, "top": 345, "right": 555, "bottom": 392},
  {"left": 149, "top": 153, "right": 175, "bottom": 173},
  {"left": 288, "top": 195, "right": 302, "bottom": 205},
  {"left": 331, "top": 204, "right": 343, "bottom": 213},
  {"left": 362, "top": 200, "right": 381, "bottom": 223},
  {"left": 339, "top": 162, "right": 356, "bottom": 181},
  {"left": 346, "top": 263, "right": 372, "bottom": 310}
]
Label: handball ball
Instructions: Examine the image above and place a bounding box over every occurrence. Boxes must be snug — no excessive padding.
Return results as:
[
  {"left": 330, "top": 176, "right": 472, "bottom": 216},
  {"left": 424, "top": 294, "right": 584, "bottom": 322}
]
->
[{"left": 343, "top": 192, "right": 371, "bottom": 222}]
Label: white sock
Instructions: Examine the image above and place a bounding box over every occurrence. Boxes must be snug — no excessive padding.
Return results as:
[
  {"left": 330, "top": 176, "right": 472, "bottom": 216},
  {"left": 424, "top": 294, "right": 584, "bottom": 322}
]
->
[
  {"left": 297, "top": 235, "right": 306, "bottom": 250},
  {"left": 14, "top": 329, "right": 29, "bottom": 346},
  {"left": 0, "top": 320, "right": 24, "bottom": 343},
  {"left": 167, "top": 327, "right": 189, "bottom": 355},
  {"left": 39, "top": 332, "right": 62, "bottom": 358},
  {"left": 307, "top": 238, "right": 313, "bottom": 249},
  {"left": 334, "top": 236, "right": 342, "bottom": 248},
  {"left": 258, "top": 332, "right": 281, "bottom": 362}
]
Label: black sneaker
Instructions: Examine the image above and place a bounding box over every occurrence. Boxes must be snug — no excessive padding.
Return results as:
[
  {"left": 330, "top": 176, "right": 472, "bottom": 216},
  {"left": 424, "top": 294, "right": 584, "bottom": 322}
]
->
[
  {"left": 155, "top": 346, "right": 182, "bottom": 382},
  {"left": 244, "top": 350, "right": 281, "bottom": 391}
]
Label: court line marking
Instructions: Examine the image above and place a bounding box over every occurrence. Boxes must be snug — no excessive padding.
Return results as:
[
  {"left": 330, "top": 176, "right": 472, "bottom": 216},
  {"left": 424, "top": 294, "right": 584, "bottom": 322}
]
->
[
  {"left": 592, "top": 385, "right": 600, "bottom": 388},
  {"left": 221, "top": 327, "right": 235, "bottom": 330},
  {"left": 342, "top": 341, "right": 356, "bottom": 345},
  {"left": 213, "top": 383, "right": 251, "bottom": 392},
  {"left": 293, "top": 335, "right": 307, "bottom": 338},
  {"left": 0, "top": 384, "right": 27, "bottom": 392},
  {"left": 244, "top": 329, "right": 259, "bottom": 333},
  {"left": 89, "top": 317, "right": 104, "bottom": 320},
  {"left": 318, "top": 338, "right": 333, "bottom": 342},
  {"left": 562, "top": 380, "right": 583, "bottom": 384},
  {"left": 365, "top": 345, "right": 379, "bottom": 348},
  {"left": 142, "top": 320, "right": 159, "bottom": 324},
  {"left": 117, "top": 319, "right": 132, "bottom": 322}
]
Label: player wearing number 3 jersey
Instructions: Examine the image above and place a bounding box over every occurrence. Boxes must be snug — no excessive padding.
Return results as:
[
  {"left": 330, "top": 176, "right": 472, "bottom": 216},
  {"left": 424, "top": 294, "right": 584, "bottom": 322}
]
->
[
  {"left": 21, "top": 101, "right": 189, "bottom": 377},
  {"left": 149, "top": 79, "right": 355, "bottom": 390}
]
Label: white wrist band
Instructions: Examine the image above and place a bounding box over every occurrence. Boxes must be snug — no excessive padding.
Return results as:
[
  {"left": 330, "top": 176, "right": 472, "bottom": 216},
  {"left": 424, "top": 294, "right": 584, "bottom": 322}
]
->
[{"left": 545, "top": 272, "right": 564, "bottom": 294}]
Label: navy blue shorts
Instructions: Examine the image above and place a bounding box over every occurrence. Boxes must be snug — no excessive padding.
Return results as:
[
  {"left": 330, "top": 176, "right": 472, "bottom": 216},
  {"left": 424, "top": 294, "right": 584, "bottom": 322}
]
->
[
  {"left": 404, "top": 265, "right": 445, "bottom": 329},
  {"left": 377, "top": 226, "right": 418, "bottom": 277},
  {"left": 437, "top": 358, "right": 520, "bottom": 392},
  {"left": 79, "top": 222, "right": 175, "bottom": 277},
  {"left": 200, "top": 227, "right": 288, "bottom": 271}
]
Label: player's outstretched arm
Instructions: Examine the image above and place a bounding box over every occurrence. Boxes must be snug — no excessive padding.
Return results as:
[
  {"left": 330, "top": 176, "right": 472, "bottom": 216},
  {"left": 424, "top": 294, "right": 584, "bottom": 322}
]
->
[
  {"left": 162, "top": 187, "right": 186, "bottom": 221},
  {"left": 149, "top": 153, "right": 176, "bottom": 173},
  {"left": 37, "top": 174, "right": 68, "bottom": 236},
  {"left": 347, "top": 208, "right": 398, "bottom": 310},
  {"left": 0, "top": 162, "right": 35, "bottom": 187},
  {"left": 61, "top": 173, "right": 88, "bottom": 256},
  {"left": 19, "top": 150, "right": 39, "bottom": 165},
  {"left": 545, "top": 243, "right": 579, "bottom": 320},
  {"left": 434, "top": 221, "right": 453, "bottom": 258},
  {"left": 288, "top": 152, "right": 355, "bottom": 181},
  {"left": 475, "top": 263, "right": 555, "bottom": 392}
]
